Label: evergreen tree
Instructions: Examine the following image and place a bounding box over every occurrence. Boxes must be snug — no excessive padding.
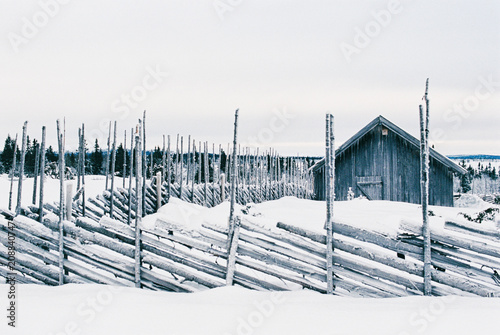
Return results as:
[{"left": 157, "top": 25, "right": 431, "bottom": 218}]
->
[
  {"left": 25, "top": 138, "right": 39, "bottom": 176},
  {"left": 90, "top": 139, "right": 104, "bottom": 174},
  {"left": 115, "top": 143, "right": 125, "bottom": 176},
  {"left": 460, "top": 172, "right": 472, "bottom": 193},
  {"left": 66, "top": 152, "right": 78, "bottom": 170},
  {"left": 46, "top": 145, "right": 58, "bottom": 163},
  {"left": 0, "top": 135, "right": 15, "bottom": 173},
  {"left": 220, "top": 149, "right": 227, "bottom": 174}
]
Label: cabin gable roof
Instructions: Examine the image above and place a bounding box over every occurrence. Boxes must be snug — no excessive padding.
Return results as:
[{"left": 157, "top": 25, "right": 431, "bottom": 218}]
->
[{"left": 311, "top": 115, "right": 466, "bottom": 175}]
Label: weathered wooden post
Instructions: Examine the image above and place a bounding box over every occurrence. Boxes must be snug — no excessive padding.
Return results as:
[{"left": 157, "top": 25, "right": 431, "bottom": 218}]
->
[
  {"left": 226, "top": 216, "right": 241, "bottom": 286},
  {"left": 175, "top": 134, "right": 180, "bottom": 185},
  {"left": 180, "top": 136, "right": 184, "bottom": 200},
  {"left": 134, "top": 121, "right": 143, "bottom": 288},
  {"left": 16, "top": 121, "right": 28, "bottom": 215},
  {"left": 167, "top": 135, "right": 171, "bottom": 198},
  {"left": 156, "top": 171, "right": 162, "bottom": 210},
  {"left": 123, "top": 130, "right": 127, "bottom": 188},
  {"left": 213, "top": 143, "right": 218, "bottom": 205},
  {"left": 32, "top": 143, "right": 40, "bottom": 205},
  {"left": 81, "top": 124, "right": 86, "bottom": 217},
  {"left": 191, "top": 139, "right": 196, "bottom": 203},
  {"left": 187, "top": 135, "right": 192, "bottom": 201},
  {"left": 56, "top": 120, "right": 65, "bottom": 285},
  {"left": 220, "top": 173, "right": 226, "bottom": 203},
  {"left": 225, "top": 143, "right": 230, "bottom": 183},
  {"left": 66, "top": 183, "right": 73, "bottom": 220},
  {"left": 162, "top": 135, "right": 166, "bottom": 184},
  {"left": 228, "top": 109, "right": 239, "bottom": 247},
  {"left": 127, "top": 128, "right": 134, "bottom": 226},
  {"left": 110, "top": 121, "right": 117, "bottom": 218},
  {"left": 105, "top": 121, "right": 111, "bottom": 190},
  {"left": 420, "top": 78, "right": 432, "bottom": 296},
  {"left": 77, "top": 128, "right": 82, "bottom": 192},
  {"left": 198, "top": 141, "right": 202, "bottom": 186},
  {"left": 38, "top": 127, "right": 46, "bottom": 222},
  {"left": 204, "top": 141, "right": 209, "bottom": 206},
  {"left": 325, "top": 113, "right": 335, "bottom": 294},
  {"left": 8, "top": 134, "right": 18, "bottom": 211},
  {"left": 142, "top": 111, "right": 147, "bottom": 217}
]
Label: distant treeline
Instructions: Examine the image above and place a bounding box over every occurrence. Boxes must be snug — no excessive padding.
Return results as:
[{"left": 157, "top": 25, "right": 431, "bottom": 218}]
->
[
  {"left": 448, "top": 154, "right": 500, "bottom": 160},
  {"left": 456, "top": 160, "right": 500, "bottom": 194},
  {"left": 0, "top": 134, "right": 319, "bottom": 180}
]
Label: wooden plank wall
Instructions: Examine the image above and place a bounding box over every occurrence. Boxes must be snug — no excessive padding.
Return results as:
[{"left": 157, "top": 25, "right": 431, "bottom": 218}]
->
[{"left": 315, "top": 125, "right": 455, "bottom": 206}]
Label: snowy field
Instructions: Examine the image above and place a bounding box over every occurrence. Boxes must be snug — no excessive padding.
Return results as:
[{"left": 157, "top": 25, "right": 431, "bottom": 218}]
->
[
  {"left": 2, "top": 284, "right": 500, "bottom": 335},
  {"left": 2, "top": 175, "right": 500, "bottom": 334}
]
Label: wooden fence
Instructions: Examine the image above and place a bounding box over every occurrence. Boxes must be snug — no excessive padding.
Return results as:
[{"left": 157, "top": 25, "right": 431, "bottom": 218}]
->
[{"left": 1, "top": 204, "right": 499, "bottom": 297}]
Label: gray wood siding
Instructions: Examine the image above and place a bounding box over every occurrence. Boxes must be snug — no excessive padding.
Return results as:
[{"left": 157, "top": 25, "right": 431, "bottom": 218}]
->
[{"left": 314, "top": 124, "right": 455, "bottom": 206}]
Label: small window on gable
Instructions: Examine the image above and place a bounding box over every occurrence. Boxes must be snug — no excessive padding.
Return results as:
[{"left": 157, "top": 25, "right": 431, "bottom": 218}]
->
[{"left": 382, "top": 127, "right": 389, "bottom": 136}]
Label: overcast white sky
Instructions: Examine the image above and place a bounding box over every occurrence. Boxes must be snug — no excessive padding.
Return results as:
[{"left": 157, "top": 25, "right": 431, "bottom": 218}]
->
[{"left": 1, "top": 0, "right": 499, "bottom": 156}]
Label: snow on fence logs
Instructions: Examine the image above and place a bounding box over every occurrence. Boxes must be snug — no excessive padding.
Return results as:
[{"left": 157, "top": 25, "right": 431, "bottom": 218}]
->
[{"left": 1, "top": 204, "right": 500, "bottom": 297}]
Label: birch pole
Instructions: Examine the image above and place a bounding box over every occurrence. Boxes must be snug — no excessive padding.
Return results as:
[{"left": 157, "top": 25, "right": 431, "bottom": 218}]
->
[
  {"left": 187, "top": 135, "right": 192, "bottom": 200},
  {"left": 105, "top": 121, "right": 111, "bottom": 190},
  {"left": 16, "top": 121, "right": 28, "bottom": 215},
  {"left": 32, "top": 143, "right": 40, "bottom": 205},
  {"left": 8, "top": 134, "right": 18, "bottom": 211},
  {"left": 38, "top": 127, "right": 46, "bottom": 222},
  {"left": 202, "top": 142, "right": 207, "bottom": 206},
  {"left": 228, "top": 109, "right": 239, "bottom": 247},
  {"left": 77, "top": 128, "right": 82, "bottom": 192},
  {"left": 191, "top": 140, "right": 196, "bottom": 202},
  {"left": 175, "top": 134, "right": 179, "bottom": 184},
  {"left": 81, "top": 124, "right": 86, "bottom": 217},
  {"left": 109, "top": 121, "right": 117, "bottom": 218},
  {"left": 127, "top": 128, "right": 134, "bottom": 225},
  {"left": 180, "top": 136, "right": 184, "bottom": 200},
  {"left": 156, "top": 171, "right": 162, "bottom": 210},
  {"left": 142, "top": 111, "right": 147, "bottom": 217},
  {"left": 198, "top": 141, "right": 202, "bottom": 185},
  {"left": 162, "top": 135, "right": 166, "bottom": 184},
  {"left": 167, "top": 135, "right": 171, "bottom": 198},
  {"left": 134, "top": 121, "right": 143, "bottom": 288},
  {"left": 225, "top": 143, "right": 230, "bottom": 183},
  {"left": 420, "top": 78, "right": 432, "bottom": 296},
  {"left": 325, "top": 113, "right": 335, "bottom": 294},
  {"left": 56, "top": 120, "right": 65, "bottom": 285},
  {"left": 211, "top": 143, "right": 216, "bottom": 204},
  {"left": 123, "top": 130, "right": 127, "bottom": 188}
]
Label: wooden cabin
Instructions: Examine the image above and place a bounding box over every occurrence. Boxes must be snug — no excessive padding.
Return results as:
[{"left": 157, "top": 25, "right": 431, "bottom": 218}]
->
[{"left": 312, "top": 116, "right": 466, "bottom": 206}]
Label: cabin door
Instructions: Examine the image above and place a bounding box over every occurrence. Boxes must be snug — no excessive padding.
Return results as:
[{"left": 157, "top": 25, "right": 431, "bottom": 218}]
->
[{"left": 356, "top": 176, "right": 383, "bottom": 200}]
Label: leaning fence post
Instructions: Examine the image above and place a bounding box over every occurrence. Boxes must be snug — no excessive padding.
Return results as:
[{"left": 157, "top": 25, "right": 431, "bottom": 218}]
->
[
  {"left": 226, "top": 216, "right": 241, "bottom": 286},
  {"left": 32, "top": 143, "right": 40, "bottom": 205},
  {"left": 220, "top": 173, "right": 226, "bottom": 203},
  {"left": 420, "top": 78, "right": 432, "bottom": 296},
  {"left": 16, "top": 121, "right": 28, "bottom": 215},
  {"left": 56, "top": 120, "right": 65, "bottom": 285},
  {"left": 66, "top": 183, "right": 73, "bottom": 220},
  {"left": 105, "top": 121, "right": 111, "bottom": 190},
  {"left": 8, "top": 134, "right": 18, "bottom": 211},
  {"left": 156, "top": 171, "right": 162, "bottom": 210},
  {"left": 110, "top": 121, "right": 117, "bottom": 218},
  {"left": 39, "top": 127, "right": 46, "bottom": 222},
  {"left": 325, "top": 113, "right": 335, "bottom": 294},
  {"left": 134, "top": 121, "right": 143, "bottom": 288},
  {"left": 228, "top": 109, "right": 239, "bottom": 247}
]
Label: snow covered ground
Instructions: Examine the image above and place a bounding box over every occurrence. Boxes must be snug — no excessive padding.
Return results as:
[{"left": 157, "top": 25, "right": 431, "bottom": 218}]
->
[
  {"left": 2, "top": 175, "right": 500, "bottom": 334},
  {"left": 1, "top": 284, "right": 500, "bottom": 335},
  {"left": 0, "top": 174, "right": 131, "bottom": 213}
]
